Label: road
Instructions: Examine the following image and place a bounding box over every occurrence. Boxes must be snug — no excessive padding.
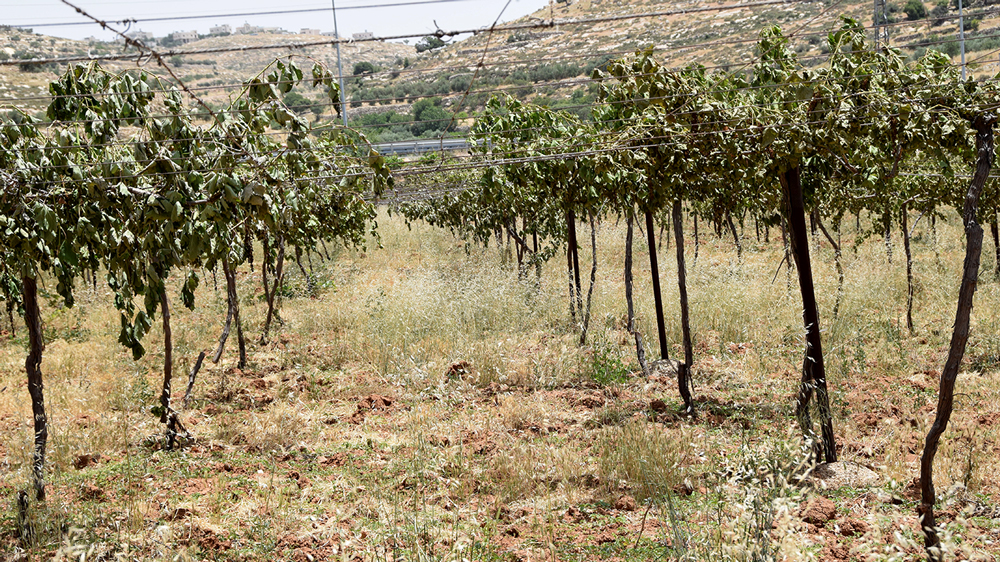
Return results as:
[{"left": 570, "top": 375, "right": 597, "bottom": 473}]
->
[{"left": 373, "top": 137, "right": 470, "bottom": 156}]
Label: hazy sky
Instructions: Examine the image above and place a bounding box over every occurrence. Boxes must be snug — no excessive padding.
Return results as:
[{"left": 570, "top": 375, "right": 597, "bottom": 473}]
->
[{"left": 3, "top": 0, "right": 553, "bottom": 42}]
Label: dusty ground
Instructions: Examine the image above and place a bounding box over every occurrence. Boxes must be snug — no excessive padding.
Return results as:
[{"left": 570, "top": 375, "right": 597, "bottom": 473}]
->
[{"left": 0, "top": 211, "right": 999, "bottom": 561}]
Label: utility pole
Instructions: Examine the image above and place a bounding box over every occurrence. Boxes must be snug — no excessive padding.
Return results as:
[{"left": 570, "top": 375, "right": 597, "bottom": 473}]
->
[
  {"left": 959, "top": 0, "right": 967, "bottom": 80},
  {"left": 874, "top": 0, "right": 890, "bottom": 50},
  {"left": 331, "top": 0, "right": 348, "bottom": 127}
]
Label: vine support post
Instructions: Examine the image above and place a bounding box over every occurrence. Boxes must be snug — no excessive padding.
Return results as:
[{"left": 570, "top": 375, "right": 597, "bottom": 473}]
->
[
  {"left": 672, "top": 200, "right": 695, "bottom": 415},
  {"left": 22, "top": 275, "right": 47, "bottom": 501},
  {"left": 566, "top": 223, "right": 577, "bottom": 323},
  {"left": 782, "top": 166, "right": 836, "bottom": 464},
  {"left": 567, "top": 209, "right": 583, "bottom": 323},
  {"left": 921, "top": 113, "right": 995, "bottom": 561},
  {"left": 645, "top": 209, "right": 669, "bottom": 362}
]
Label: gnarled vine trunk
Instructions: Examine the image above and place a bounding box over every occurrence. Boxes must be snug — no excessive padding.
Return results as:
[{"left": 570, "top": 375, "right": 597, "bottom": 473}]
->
[
  {"left": 780, "top": 218, "right": 792, "bottom": 293},
  {"left": 6, "top": 298, "right": 15, "bottom": 338},
  {"left": 692, "top": 213, "right": 699, "bottom": 267},
  {"left": 782, "top": 167, "right": 836, "bottom": 464},
  {"left": 901, "top": 203, "right": 915, "bottom": 334},
  {"left": 673, "top": 200, "right": 694, "bottom": 414},
  {"left": 532, "top": 230, "right": 541, "bottom": 284},
  {"left": 990, "top": 212, "right": 999, "bottom": 280},
  {"left": 213, "top": 259, "right": 246, "bottom": 367},
  {"left": 921, "top": 114, "right": 995, "bottom": 562},
  {"left": 294, "top": 246, "right": 316, "bottom": 296},
  {"left": 883, "top": 210, "right": 893, "bottom": 263},
  {"left": 261, "top": 236, "right": 286, "bottom": 344},
  {"left": 579, "top": 213, "right": 598, "bottom": 345},
  {"left": 625, "top": 211, "right": 649, "bottom": 376},
  {"left": 158, "top": 288, "right": 179, "bottom": 449},
  {"left": 726, "top": 210, "right": 742, "bottom": 262},
  {"left": 816, "top": 215, "right": 844, "bottom": 321},
  {"left": 22, "top": 276, "right": 47, "bottom": 501}
]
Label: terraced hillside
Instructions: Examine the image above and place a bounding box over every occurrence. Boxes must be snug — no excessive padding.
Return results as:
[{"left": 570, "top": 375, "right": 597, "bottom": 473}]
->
[
  {"left": 3, "top": 0, "right": 1000, "bottom": 128},
  {"left": 0, "top": 27, "right": 413, "bottom": 119},
  {"left": 349, "top": 0, "right": 1000, "bottom": 118}
]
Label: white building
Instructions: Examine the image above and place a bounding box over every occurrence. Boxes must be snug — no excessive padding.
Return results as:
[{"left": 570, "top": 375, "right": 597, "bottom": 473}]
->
[
  {"left": 120, "top": 30, "right": 155, "bottom": 44},
  {"left": 209, "top": 24, "right": 231, "bottom": 35},
  {"left": 235, "top": 23, "right": 261, "bottom": 35},
  {"left": 300, "top": 28, "right": 321, "bottom": 35},
  {"left": 171, "top": 30, "right": 198, "bottom": 44},
  {"left": 352, "top": 31, "right": 374, "bottom": 40}
]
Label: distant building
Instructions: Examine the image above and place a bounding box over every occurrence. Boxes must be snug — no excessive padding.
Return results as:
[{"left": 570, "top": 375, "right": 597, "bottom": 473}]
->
[
  {"left": 322, "top": 31, "right": 339, "bottom": 38},
  {"left": 119, "top": 30, "right": 155, "bottom": 44},
  {"left": 300, "top": 28, "right": 321, "bottom": 35},
  {"left": 233, "top": 22, "right": 285, "bottom": 35},
  {"left": 352, "top": 31, "right": 374, "bottom": 40},
  {"left": 209, "top": 24, "right": 231, "bottom": 35},
  {"left": 171, "top": 30, "right": 198, "bottom": 44},
  {"left": 235, "top": 23, "right": 261, "bottom": 35}
]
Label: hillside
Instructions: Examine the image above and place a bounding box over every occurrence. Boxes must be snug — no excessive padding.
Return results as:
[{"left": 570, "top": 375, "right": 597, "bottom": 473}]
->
[
  {"left": 0, "top": 27, "right": 414, "bottom": 118},
  {"left": 340, "top": 0, "right": 1000, "bottom": 138},
  {"left": 3, "top": 0, "right": 1000, "bottom": 126}
]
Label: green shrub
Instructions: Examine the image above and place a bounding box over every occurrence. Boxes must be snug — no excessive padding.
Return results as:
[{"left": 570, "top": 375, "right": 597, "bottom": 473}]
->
[
  {"left": 589, "top": 338, "right": 632, "bottom": 386},
  {"left": 904, "top": 0, "right": 928, "bottom": 20}
]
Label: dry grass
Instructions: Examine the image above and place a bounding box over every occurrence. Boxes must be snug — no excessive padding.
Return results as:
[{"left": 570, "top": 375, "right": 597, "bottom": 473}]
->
[{"left": 0, "top": 209, "right": 998, "bottom": 561}]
